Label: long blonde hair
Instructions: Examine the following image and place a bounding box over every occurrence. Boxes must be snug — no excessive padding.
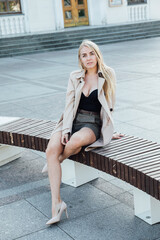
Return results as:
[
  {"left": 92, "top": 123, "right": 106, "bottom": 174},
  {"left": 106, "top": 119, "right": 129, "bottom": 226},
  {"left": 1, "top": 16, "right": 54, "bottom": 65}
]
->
[{"left": 78, "top": 40, "right": 116, "bottom": 107}]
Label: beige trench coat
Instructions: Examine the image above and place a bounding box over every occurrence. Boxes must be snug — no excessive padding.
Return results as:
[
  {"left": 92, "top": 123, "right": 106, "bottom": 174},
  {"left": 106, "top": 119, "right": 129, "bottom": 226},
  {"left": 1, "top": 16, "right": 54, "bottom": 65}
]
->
[{"left": 51, "top": 68, "right": 116, "bottom": 151}]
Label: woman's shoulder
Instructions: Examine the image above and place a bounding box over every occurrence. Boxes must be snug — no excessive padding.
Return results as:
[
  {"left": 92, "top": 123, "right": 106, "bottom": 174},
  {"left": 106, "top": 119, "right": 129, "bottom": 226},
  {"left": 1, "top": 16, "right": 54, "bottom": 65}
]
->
[{"left": 70, "top": 69, "right": 85, "bottom": 79}]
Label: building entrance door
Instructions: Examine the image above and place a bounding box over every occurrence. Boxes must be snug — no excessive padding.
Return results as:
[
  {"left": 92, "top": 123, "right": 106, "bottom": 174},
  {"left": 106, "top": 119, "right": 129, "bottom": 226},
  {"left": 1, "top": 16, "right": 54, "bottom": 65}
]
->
[{"left": 62, "top": 0, "right": 89, "bottom": 27}]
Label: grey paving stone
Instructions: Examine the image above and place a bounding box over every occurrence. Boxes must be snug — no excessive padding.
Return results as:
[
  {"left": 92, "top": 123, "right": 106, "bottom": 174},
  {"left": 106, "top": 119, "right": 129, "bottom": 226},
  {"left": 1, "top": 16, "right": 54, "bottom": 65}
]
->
[
  {"left": 128, "top": 116, "right": 160, "bottom": 131},
  {"left": 109, "top": 178, "right": 133, "bottom": 192},
  {"left": 0, "top": 150, "right": 47, "bottom": 190},
  {"left": 117, "top": 191, "right": 134, "bottom": 209},
  {"left": 14, "top": 92, "right": 66, "bottom": 121},
  {"left": 114, "top": 122, "right": 160, "bottom": 144},
  {"left": 0, "top": 185, "right": 50, "bottom": 207},
  {"left": 0, "top": 200, "right": 48, "bottom": 240},
  {"left": 0, "top": 103, "right": 35, "bottom": 118},
  {"left": 113, "top": 108, "right": 157, "bottom": 122},
  {"left": 135, "top": 99, "right": 160, "bottom": 115},
  {"left": 0, "top": 83, "right": 56, "bottom": 103},
  {"left": 16, "top": 228, "right": 73, "bottom": 240},
  {"left": 90, "top": 178, "right": 125, "bottom": 198},
  {"left": 59, "top": 203, "right": 160, "bottom": 240},
  {"left": 117, "top": 88, "right": 159, "bottom": 104},
  {"left": 26, "top": 184, "right": 120, "bottom": 220}
]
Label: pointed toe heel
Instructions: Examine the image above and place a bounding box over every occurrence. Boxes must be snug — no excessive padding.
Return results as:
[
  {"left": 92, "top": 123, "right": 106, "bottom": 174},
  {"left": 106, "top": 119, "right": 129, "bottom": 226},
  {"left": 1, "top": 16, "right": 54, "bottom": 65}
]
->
[{"left": 46, "top": 201, "right": 68, "bottom": 225}]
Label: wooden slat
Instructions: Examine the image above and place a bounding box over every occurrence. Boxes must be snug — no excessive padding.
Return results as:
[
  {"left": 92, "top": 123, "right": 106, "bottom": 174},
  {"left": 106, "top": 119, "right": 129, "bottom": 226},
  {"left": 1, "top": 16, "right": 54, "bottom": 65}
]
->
[
  {"left": 110, "top": 146, "right": 160, "bottom": 161},
  {"left": 102, "top": 140, "right": 154, "bottom": 155},
  {"left": 130, "top": 157, "right": 160, "bottom": 168},
  {"left": 104, "top": 138, "right": 149, "bottom": 151},
  {"left": 106, "top": 143, "right": 159, "bottom": 158},
  {"left": 120, "top": 150, "right": 160, "bottom": 164}
]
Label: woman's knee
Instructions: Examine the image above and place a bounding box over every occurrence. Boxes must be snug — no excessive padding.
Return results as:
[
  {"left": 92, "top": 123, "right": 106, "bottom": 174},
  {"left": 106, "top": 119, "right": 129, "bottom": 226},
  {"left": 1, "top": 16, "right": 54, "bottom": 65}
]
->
[
  {"left": 46, "top": 143, "right": 56, "bottom": 158},
  {"left": 67, "top": 134, "right": 83, "bottom": 149},
  {"left": 46, "top": 135, "right": 63, "bottom": 159}
]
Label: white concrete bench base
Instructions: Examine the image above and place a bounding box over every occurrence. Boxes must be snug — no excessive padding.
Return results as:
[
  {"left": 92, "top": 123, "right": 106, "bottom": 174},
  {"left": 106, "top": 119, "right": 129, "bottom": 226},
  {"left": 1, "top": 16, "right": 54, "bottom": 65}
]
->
[
  {"left": 0, "top": 144, "right": 23, "bottom": 167},
  {"left": 0, "top": 117, "right": 23, "bottom": 166},
  {"left": 61, "top": 159, "right": 99, "bottom": 187},
  {"left": 134, "top": 188, "right": 160, "bottom": 225}
]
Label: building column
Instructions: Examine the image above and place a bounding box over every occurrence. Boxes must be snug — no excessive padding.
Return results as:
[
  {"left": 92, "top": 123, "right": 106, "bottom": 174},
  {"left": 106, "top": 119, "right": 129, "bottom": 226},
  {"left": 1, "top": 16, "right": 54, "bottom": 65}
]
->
[
  {"left": 87, "top": 0, "right": 107, "bottom": 26},
  {"left": 53, "top": 0, "right": 64, "bottom": 30}
]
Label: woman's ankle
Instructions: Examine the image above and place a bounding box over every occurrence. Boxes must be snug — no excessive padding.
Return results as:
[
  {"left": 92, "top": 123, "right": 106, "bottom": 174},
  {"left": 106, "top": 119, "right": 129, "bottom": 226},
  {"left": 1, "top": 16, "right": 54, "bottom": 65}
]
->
[{"left": 52, "top": 200, "right": 62, "bottom": 216}]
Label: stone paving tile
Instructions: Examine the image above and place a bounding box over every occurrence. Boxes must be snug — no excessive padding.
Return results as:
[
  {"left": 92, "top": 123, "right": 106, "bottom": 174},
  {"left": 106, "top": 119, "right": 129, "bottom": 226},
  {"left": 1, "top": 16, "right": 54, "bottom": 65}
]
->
[
  {"left": 0, "top": 103, "right": 35, "bottom": 118},
  {"left": 117, "top": 74, "right": 149, "bottom": 85},
  {"left": 113, "top": 108, "right": 157, "bottom": 122},
  {"left": 16, "top": 228, "right": 73, "bottom": 240},
  {"left": 0, "top": 83, "right": 56, "bottom": 103},
  {"left": 0, "top": 200, "right": 48, "bottom": 240},
  {"left": 134, "top": 100, "right": 160, "bottom": 116},
  {"left": 109, "top": 178, "right": 133, "bottom": 192},
  {"left": 117, "top": 191, "right": 134, "bottom": 209},
  {"left": 26, "top": 183, "right": 120, "bottom": 220},
  {"left": 90, "top": 178, "right": 125, "bottom": 198},
  {"left": 0, "top": 150, "right": 47, "bottom": 190},
  {"left": 117, "top": 88, "right": 159, "bottom": 104},
  {"left": 128, "top": 116, "right": 160, "bottom": 131},
  {"left": 114, "top": 121, "right": 160, "bottom": 143},
  {"left": 58, "top": 202, "right": 160, "bottom": 240},
  {"left": 117, "top": 76, "right": 159, "bottom": 90},
  {"left": 14, "top": 92, "right": 66, "bottom": 120},
  {"left": 0, "top": 185, "right": 50, "bottom": 207}
]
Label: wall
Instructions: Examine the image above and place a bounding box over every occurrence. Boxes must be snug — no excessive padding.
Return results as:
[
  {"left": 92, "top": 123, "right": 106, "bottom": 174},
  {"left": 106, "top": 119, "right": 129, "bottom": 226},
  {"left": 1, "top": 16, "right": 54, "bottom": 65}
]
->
[
  {"left": 53, "top": 0, "right": 64, "bottom": 30},
  {"left": 87, "top": 0, "right": 107, "bottom": 25},
  {"left": 106, "top": 0, "right": 128, "bottom": 24},
  {"left": 149, "top": 0, "right": 160, "bottom": 20},
  {"left": 26, "top": 0, "right": 56, "bottom": 33}
]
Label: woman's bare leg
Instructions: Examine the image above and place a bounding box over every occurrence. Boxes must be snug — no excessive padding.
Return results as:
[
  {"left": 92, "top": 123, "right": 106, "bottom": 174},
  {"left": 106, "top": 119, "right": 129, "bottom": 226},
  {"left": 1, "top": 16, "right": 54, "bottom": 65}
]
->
[
  {"left": 46, "top": 131, "right": 64, "bottom": 217},
  {"left": 46, "top": 128, "right": 96, "bottom": 218},
  {"left": 59, "top": 127, "right": 96, "bottom": 162}
]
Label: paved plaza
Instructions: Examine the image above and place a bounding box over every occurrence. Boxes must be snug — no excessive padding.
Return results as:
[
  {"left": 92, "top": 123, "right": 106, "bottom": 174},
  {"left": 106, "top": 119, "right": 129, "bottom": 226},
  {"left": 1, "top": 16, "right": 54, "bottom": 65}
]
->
[{"left": 0, "top": 36, "right": 160, "bottom": 240}]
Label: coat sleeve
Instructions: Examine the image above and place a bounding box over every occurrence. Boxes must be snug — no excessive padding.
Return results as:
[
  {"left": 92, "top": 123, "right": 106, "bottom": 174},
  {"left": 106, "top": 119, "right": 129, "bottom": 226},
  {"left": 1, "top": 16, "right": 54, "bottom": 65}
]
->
[{"left": 62, "top": 73, "right": 75, "bottom": 135}]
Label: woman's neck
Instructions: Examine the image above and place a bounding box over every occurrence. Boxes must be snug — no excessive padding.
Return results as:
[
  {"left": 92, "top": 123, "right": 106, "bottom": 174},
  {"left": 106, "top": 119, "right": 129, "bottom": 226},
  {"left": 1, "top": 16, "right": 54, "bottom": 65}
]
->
[{"left": 86, "top": 66, "right": 98, "bottom": 76}]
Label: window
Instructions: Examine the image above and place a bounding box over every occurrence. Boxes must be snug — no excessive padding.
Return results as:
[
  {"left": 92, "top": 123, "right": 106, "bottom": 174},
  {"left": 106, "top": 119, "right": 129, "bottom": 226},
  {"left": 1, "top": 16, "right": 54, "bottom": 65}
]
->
[
  {"left": 128, "top": 0, "right": 147, "bottom": 5},
  {"left": 0, "top": 0, "right": 21, "bottom": 14}
]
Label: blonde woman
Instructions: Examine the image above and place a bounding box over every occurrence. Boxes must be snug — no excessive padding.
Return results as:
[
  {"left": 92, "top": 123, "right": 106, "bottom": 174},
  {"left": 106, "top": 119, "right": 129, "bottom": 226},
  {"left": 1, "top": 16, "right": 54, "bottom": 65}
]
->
[{"left": 44, "top": 40, "right": 122, "bottom": 225}]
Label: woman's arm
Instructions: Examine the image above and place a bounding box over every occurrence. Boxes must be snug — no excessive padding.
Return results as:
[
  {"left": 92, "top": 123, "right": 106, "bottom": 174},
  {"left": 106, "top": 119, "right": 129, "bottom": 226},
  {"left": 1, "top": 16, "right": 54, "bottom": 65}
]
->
[{"left": 61, "top": 73, "right": 75, "bottom": 142}]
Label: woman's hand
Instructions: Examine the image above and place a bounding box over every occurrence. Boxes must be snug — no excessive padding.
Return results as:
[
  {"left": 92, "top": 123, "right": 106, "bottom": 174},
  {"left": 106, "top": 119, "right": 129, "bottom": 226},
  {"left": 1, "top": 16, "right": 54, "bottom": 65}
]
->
[
  {"left": 61, "top": 133, "right": 70, "bottom": 145},
  {"left": 112, "top": 132, "right": 124, "bottom": 140}
]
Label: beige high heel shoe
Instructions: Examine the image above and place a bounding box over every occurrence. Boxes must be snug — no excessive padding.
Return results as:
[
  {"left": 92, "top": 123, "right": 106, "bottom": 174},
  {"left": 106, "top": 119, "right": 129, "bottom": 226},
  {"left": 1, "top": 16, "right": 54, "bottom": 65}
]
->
[{"left": 46, "top": 201, "right": 68, "bottom": 225}]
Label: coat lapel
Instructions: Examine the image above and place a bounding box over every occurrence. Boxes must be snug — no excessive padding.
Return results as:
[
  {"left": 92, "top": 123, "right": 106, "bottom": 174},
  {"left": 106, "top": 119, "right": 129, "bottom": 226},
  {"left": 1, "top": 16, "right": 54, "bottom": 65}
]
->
[
  {"left": 98, "top": 76, "right": 112, "bottom": 119},
  {"left": 73, "top": 77, "right": 85, "bottom": 117}
]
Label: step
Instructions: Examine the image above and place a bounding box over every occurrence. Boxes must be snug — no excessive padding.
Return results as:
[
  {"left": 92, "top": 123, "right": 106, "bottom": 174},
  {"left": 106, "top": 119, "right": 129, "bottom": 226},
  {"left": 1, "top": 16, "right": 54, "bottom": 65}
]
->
[
  {"left": 0, "top": 25, "right": 160, "bottom": 52},
  {"left": 0, "top": 32, "right": 160, "bottom": 58},
  {"left": 1, "top": 27, "right": 160, "bottom": 50},
  {"left": 1, "top": 20, "right": 160, "bottom": 44}
]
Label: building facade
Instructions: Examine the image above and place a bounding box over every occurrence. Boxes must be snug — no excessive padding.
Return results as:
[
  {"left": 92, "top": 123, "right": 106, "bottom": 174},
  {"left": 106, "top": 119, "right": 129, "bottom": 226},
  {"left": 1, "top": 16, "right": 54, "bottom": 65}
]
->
[{"left": 0, "top": 0, "right": 160, "bottom": 36}]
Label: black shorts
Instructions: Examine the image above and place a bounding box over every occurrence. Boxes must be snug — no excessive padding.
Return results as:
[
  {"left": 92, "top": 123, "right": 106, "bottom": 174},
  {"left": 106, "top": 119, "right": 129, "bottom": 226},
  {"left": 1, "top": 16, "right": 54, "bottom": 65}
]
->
[{"left": 71, "top": 109, "right": 102, "bottom": 140}]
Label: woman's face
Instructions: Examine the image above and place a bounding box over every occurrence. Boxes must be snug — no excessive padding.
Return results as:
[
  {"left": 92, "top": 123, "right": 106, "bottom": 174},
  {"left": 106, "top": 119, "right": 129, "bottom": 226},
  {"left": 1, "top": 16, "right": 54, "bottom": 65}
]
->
[{"left": 80, "top": 46, "right": 98, "bottom": 70}]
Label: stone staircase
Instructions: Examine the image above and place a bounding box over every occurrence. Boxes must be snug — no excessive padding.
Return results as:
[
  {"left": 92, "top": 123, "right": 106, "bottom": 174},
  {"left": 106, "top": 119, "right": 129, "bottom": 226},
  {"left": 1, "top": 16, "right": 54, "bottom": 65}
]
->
[{"left": 0, "top": 20, "right": 160, "bottom": 58}]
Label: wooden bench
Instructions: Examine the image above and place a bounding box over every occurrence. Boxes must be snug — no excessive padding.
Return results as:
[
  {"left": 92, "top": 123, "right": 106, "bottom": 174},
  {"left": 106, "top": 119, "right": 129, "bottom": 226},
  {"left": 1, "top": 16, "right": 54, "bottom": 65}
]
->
[{"left": 0, "top": 116, "right": 160, "bottom": 225}]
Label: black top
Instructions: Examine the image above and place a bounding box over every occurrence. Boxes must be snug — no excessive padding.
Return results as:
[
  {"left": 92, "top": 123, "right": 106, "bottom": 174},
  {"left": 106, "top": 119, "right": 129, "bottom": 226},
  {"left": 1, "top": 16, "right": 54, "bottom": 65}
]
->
[{"left": 78, "top": 89, "right": 101, "bottom": 113}]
